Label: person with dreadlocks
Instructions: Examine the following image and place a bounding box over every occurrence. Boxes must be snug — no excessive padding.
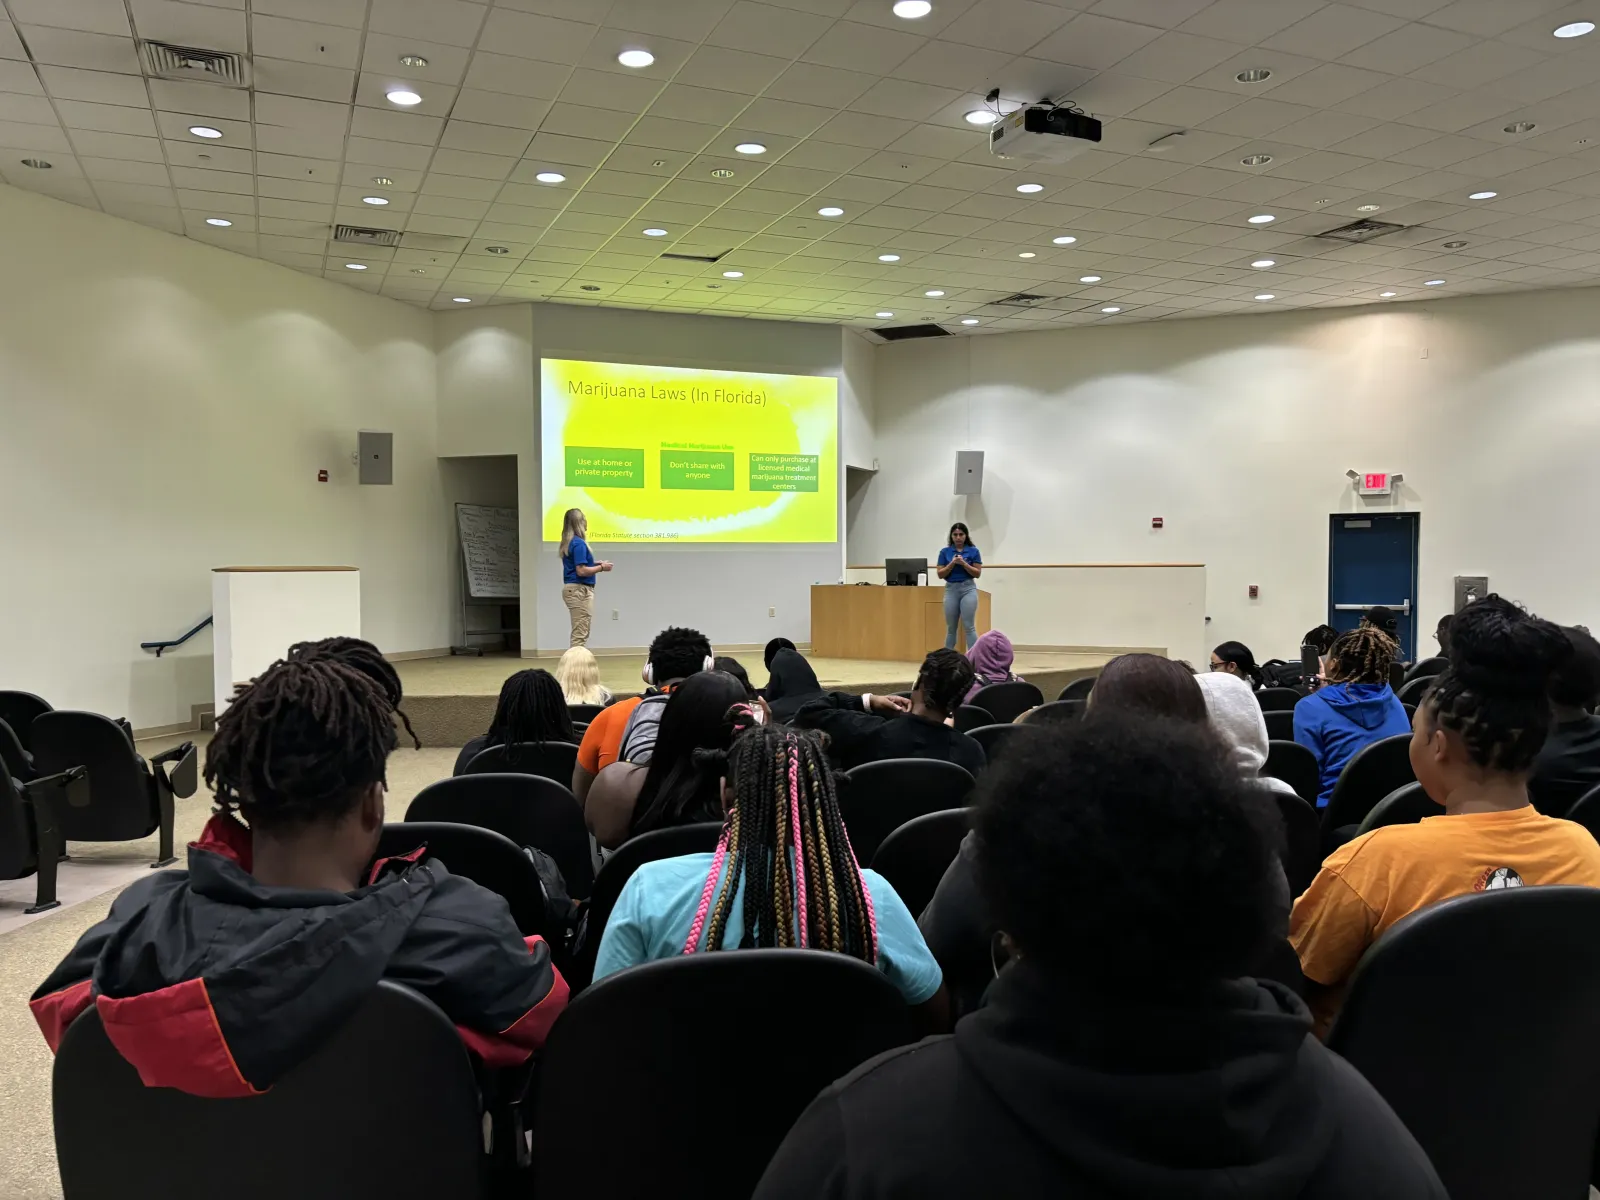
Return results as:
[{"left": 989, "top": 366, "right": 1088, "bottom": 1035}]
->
[
  {"left": 29, "top": 637, "right": 567, "bottom": 1095},
  {"left": 454, "top": 667, "right": 576, "bottom": 775},
  {"left": 1291, "top": 596, "right": 1600, "bottom": 1033},
  {"left": 1292, "top": 625, "right": 1412, "bottom": 807},
  {"left": 594, "top": 715, "right": 946, "bottom": 1017}
]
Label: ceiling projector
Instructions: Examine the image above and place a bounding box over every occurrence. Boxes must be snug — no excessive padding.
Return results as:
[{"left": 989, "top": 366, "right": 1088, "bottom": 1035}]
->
[{"left": 989, "top": 105, "right": 1103, "bottom": 163}]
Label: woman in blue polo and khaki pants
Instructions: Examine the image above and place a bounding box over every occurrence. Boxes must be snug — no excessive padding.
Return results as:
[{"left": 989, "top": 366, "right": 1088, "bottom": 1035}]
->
[{"left": 559, "top": 508, "right": 612, "bottom": 647}]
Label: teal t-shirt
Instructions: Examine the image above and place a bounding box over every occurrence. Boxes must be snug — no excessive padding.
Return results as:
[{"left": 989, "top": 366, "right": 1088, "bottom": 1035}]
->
[{"left": 594, "top": 852, "right": 944, "bottom": 1004}]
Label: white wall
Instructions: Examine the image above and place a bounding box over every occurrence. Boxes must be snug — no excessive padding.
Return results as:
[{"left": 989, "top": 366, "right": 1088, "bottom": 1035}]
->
[
  {"left": 0, "top": 184, "right": 446, "bottom": 731},
  {"left": 437, "top": 303, "right": 866, "bottom": 653},
  {"left": 866, "top": 290, "right": 1600, "bottom": 661}
]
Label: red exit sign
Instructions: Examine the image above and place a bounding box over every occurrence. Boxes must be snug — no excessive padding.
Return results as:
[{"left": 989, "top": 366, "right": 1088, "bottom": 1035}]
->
[{"left": 1358, "top": 472, "right": 1393, "bottom": 496}]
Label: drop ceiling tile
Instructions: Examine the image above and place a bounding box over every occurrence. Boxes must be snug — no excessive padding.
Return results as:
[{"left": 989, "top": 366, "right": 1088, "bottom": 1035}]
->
[
  {"left": 1334, "top": 74, "right": 1456, "bottom": 120},
  {"left": 448, "top": 89, "right": 551, "bottom": 131},
  {"left": 441, "top": 121, "right": 534, "bottom": 156},
  {"left": 1031, "top": 13, "right": 1163, "bottom": 71},
  {"left": 1128, "top": 85, "right": 1245, "bottom": 126},
  {"left": 250, "top": 16, "right": 364, "bottom": 69},
  {"left": 801, "top": 21, "right": 925, "bottom": 74},
  {"left": 762, "top": 61, "right": 878, "bottom": 106},
  {"left": 368, "top": 0, "right": 489, "bottom": 46},
  {"left": 1178, "top": 0, "right": 1328, "bottom": 41},
  {"left": 68, "top": 130, "right": 163, "bottom": 161},
  {"left": 478, "top": 9, "right": 597, "bottom": 62},
  {"left": 257, "top": 175, "right": 338, "bottom": 203},
  {"left": 35, "top": 66, "right": 142, "bottom": 107},
  {"left": 705, "top": 1, "right": 836, "bottom": 55},
  {"left": 462, "top": 53, "right": 573, "bottom": 100},
  {"left": 1202, "top": 98, "right": 1317, "bottom": 138},
  {"left": 129, "top": 0, "right": 248, "bottom": 50},
  {"left": 21, "top": 28, "right": 141, "bottom": 73},
  {"left": 255, "top": 124, "right": 344, "bottom": 158},
  {"left": 1266, "top": 63, "right": 1394, "bottom": 109},
  {"left": 1413, "top": 40, "right": 1550, "bottom": 90},
  {"left": 349, "top": 106, "right": 444, "bottom": 146},
  {"left": 56, "top": 98, "right": 160, "bottom": 136},
  {"left": 937, "top": 0, "right": 1076, "bottom": 53},
  {"left": 11, "top": 0, "right": 131, "bottom": 36},
  {"left": 345, "top": 136, "right": 435, "bottom": 170},
  {"left": 1403, "top": 90, "right": 1518, "bottom": 133},
  {"left": 1261, "top": 4, "right": 1407, "bottom": 61},
  {"left": 429, "top": 148, "right": 517, "bottom": 180},
  {"left": 0, "top": 24, "right": 25, "bottom": 63},
  {"left": 853, "top": 78, "right": 963, "bottom": 122},
  {"left": 1338, "top": 22, "right": 1476, "bottom": 74},
  {"left": 542, "top": 102, "right": 635, "bottom": 142}
]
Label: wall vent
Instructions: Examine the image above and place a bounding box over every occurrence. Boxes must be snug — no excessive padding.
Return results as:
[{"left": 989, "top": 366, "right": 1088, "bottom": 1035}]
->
[
  {"left": 874, "top": 323, "right": 953, "bottom": 341},
  {"left": 333, "top": 225, "right": 402, "bottom": 247},
  {"left": 1316, "top": 219, "right": 1406, "bottom": 243},
  {"left": 991, "top": 292, "right": 1058, "bottom": 308},
  {"left": 139, "top": 41, "right": 249, "bottom": 87},
  {"left": 659, "top": 250, "right": 727, "bottom": 263}
]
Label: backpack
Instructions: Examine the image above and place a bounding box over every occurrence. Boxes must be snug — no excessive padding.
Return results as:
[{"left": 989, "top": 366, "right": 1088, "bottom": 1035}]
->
[{"left": 618, "top": 691, "right": 671, "bottom": 764}]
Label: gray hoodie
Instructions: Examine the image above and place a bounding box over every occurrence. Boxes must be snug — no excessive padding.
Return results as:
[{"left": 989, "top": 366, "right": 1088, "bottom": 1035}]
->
[{"left": 1197, "top": 672, "right": 1300, "bottom": 799}]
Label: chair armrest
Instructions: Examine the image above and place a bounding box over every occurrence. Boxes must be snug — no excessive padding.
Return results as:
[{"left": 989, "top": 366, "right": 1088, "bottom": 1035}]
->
[
  {"left": 150, "top": 742, "right": 199, "bottom": 798},
  {"left": 26, "top": 765, "right": 90, "bottom": 810}
]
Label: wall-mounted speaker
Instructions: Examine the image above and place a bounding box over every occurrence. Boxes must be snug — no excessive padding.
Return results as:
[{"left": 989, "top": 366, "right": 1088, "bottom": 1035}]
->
[
  {"left": 358, "top": 430, "right": 393, "bottom": 485},
  {"left": 954, "top": 450, "right": 984, "bottom": 495}
]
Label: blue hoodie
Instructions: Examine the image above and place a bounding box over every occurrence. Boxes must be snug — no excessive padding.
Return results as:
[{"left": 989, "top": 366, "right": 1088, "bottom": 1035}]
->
[{"left": 1293, "top": 683, "right": 1412, "bottom": 808}]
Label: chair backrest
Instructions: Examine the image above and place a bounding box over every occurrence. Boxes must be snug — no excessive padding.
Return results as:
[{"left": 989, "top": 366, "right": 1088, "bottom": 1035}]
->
[
  {"left": 0, "top": 690, "right": 51, "bottom": 752},
  {"left": 54, "top": 981, "right": 483, "bottom": 1200},
  {"left": 1262, "top": 709, "right": 1295, "bottom": 741},
  {"left": 530, "top": 951, "right": 913, "bottom": 1200},
  {"left": 1355, "top": 781, "right": 1438, "bottom": 836},
  {"left": 0, "top": 770, "right": 39, "bottom": 881},
  {"left": 1020, "top": 699, "right": 1083, "bottom": 725},
  {"left": 568, "top": 821, "right": 723, "bottom": 992},
  {"left": 1395, "top": 674, "right": 1436, "bottom": 706},
  {"left": 406, "top": 773, "right": 594, "bottom": 898},
  {"left": 1272, "top": 790, "right": 1321, "bottom": 898},
  {"left": 0, "top": 717, "right": 32, "bottom": 781},
  {"left": 1402, "top": 655, "right": 1449, "bottom": 685},
  {"left": 952, "top": 704, "right": 993, "bottom": 733},
  {"left": 1263, "top": 740, "right": 1319, "bottom": 806},
  {"left": 1255, "top": 686, "right": 1303, "bottom": 712},
  {"left": 1562, "top": 784, "right": 1600, "bottom": 843},
  {"left": 1322, "top": 733, "right": 1416, "bottom": 851},
  {"left": 1057, "top": 675, "right": 1096, "bottom": 702},
  {"left": 461, "top": 740, "right": 580, "bottom": 785},
  {"left": 567, "top": 703, "right": 605, "bottom": 724},
  {"left": 967, "top": 723, "right": 1025, "bottom": 765},
  {"left": 968, "top": 681, "right": 1044, "bottom": 724},
  {"left": 869, "top": 808, "right": 970, "bottom": 919},
  {"left": 30, "top": 711, "right": 156, "bottom": 842},
  {"left": 374, "top": 821, "right": 551, "bottom": 939},
  {"left": 840, "top": 758, "right": 975, "bottom": 861},
  {"left": 1328, "top": 888, "right": 1600, "bottom": 1200}
]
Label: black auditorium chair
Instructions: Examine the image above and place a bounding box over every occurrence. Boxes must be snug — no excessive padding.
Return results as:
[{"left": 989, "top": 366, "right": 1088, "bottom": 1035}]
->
[
  {"left": 967, "top": 723, "right": 1026, "bottom": 765},
  {"left": 952, "top": 704, "right": 993, "bottom": 734},
  {"left": 373, "top": 822, "right": 552, "bottom": 941},
  {"left": 31, "top": 712, "right": 196, "bottom": 867},
  {"left": 567, "top": 821, "right": 723, "bottom": 993},
  {"left": 407, "top": 773, "right": 594, "bottom": 899},
  {"left": 1402, "top": 703, "right": 1416, "bottom": 720},
  {"left": 969, "top": 681, "right": 1043, "bottom": 725},
  {"left": 0, "top": 763, "right": 85, "bottom": 913},
  {"left": 1256, "top": 686, "right": 1303, "bottom": 712},
  {"left": 1389, "top": 661, "right": 1407, "bottom": 691},
  {"left": 1328, "top": 888, "right": 1600, "bottom": 1200},
  {"left": 567, "top": 703, "right": 605, "bottom": 725},
  {"left": 839, "top": 758, "right": 975, "bottom": 862},
  {"left": 1264, "top": 740, "right": 1319, "bottom": 807},
  {"left": 1273, "top": 790, "right": 1321, "bottom": 899},
  {"left": 1320, "top": 733, "right": 1415, "bottom": 855},
  {"left": 1262, "top": 709, "right": 1296, "bottom": 742},
  {"left": 1563, "top": 784, "right": 1600, "bottom": 844},
  {"left": 1403, "top": 656, "right": 1449, "bottom": 686},
  {"left": 54, "top": 982, "right": 486, "bottom": 1200},
  {"left": 1020, "top": 699, "right": 1083, "bottom": 725},
  {"left": 1057, "top": 676, "right": 1096, "bottom": 702},
  {"left": 461, "top": 740, "right": 579, "bottom": 785},
  {"left": 529, "top": 952, "right": 914, "bottom": 1200},
  {"left": 0, "top": 717, "right": 33, "bottom": 782},
  {"left": 1396, "top": 674, "right": 1436, "bottom": 706},
  {"left": 0, "top": 690, "right": 51, "bottom": 752},
  {"left": 870, "top": 808, "right": 970, "bottom": 919},
  {"left": 1355, "top": 781, "right": 1436, "bottom": 836}
]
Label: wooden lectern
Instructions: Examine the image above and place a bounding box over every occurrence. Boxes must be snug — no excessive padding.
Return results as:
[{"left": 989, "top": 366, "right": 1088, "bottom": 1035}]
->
[{"left": 810, "top": 585, "right": 991, "bottom": 660}]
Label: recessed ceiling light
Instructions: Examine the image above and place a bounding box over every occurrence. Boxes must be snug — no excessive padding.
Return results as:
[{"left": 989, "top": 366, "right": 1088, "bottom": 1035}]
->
[
  {"left": 1101, "top": 306, "right": 1122, "bottom": 314},
  {"left": 452, "top": 297, "right": 472, "bottom": 303},
  {"left": 411, "top": 269, "right": 426, "bottom": 275},
  {"left": 965, "top": 109, "right": 1001, "bottom": 125},
  {"left": 1236, "top": 68, "right": 1271, "bottom": 83},
  {"left": 1255, "top": 293, "right": 1275, "bottom": 300},
  {"left": 580, "top": 285, "right": 601, "bottom": 292},
  {"left": 1018, "top": 251, "right": 1036, "bottom": 258},
  {"left": 1251, "top": 258, "right": 1276, "bottom": 268},
  {"left": 371, "top": 175, "right": 394, "bottom": 186},
  {"left": 1357, "top": 204, "right": 1382, "bottom": 212},
  {"left": 893, "top": 0, "right": 933, "bottom": 17},
  {"left": 20, "top": 158, "right": 50, "bottom": 169},
  {"left": 1469, "top": 190, "right": 1497, "bottom": 200},
  {"left": 618, "top": 49, "right": 655, "bottom": 68},
  {"left": 735, "top": 142, "right": 767, "bottom": 155},
  {"left": 1052, "top": 235, "right": 1077, "bottom": 245},
  {"left": 1424, "top": 279, "right": 1445, "bottom": 286},
  {"left": 188, "top": 125, "right": 222, "bottom": 139},
  {"left": 961, "top": 318, "right": 980, "bottom": 325},
  {"left": 205, "top": 217, "right": 232, "bottom": 226},
  {"left": 1241, "top": 153, "right": 1272, "bottom": 166},
  {"left": 876, "top": 311, "right": 894, "bottom": 319},
  {"left": 643, "top": 227, "right": 668, "bottom": 236},
  {"left": 1554, "top": 20, "right": 1595, "bottom": 37},
  {"left": 711, "top": 168, "right": 735, "bottom": 179},
  {"left": 818, "top": 206, "right": 844, "bottom": 217},
  {"left": 1016, "top": 182, "right": 1043, "bottom": 193},
  {"left": 361, "top": 195, "right": 390, "bottom": 205},
  {"left": 1079, "top": 275, "right": 1101, "bottom": 283},
  {"left": 1505, "top": 121, "right": 1536, "bottom": 134},
  {"left": 723, "top": 271, "right": 744, "bottom": 278},
  {"left": 925, "top": 289, "right": 946, "bottom": 297},
  {"left": 1247, "top": 213, "right": 1276, "bottom": 224},
  {"left": 535, "top": 171, "right": 566, "bottom": 184},
  {"left": 345, "top": 263, "right": 368, "bottom": 270},
  {"left": 1379, "top": 291, "right": 1397, "bottom": 297},
  {"left": 486, "top": 245, "right": 510, "bottom": 255},
  {"left": 399, "top": 54, "right": 428, "bottom": 68},
  {"left": 385, "top": 89, "right": 423, "bottom": 107},
  {"left": 878, "top": 253, "right": 901, "bottom": 262},
  {"left": 1443, "top": 240, "right": 1467, "bottom": 249}
]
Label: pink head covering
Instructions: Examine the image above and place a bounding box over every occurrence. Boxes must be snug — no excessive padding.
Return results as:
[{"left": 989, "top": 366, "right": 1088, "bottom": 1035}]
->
[{"left": 965, "top": 630, "right": 1018, "bottom": 702}]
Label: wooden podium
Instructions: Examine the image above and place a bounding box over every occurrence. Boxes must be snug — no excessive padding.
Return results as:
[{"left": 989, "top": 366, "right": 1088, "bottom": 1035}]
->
[{"left": 811, "top": 585, "right": 991, "bottom": 660}]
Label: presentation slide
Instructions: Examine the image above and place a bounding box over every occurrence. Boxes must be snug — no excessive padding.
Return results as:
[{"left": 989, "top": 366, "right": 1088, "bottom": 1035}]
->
[{"left": 541, "top": 358, "right": 838, "bottom": 544}]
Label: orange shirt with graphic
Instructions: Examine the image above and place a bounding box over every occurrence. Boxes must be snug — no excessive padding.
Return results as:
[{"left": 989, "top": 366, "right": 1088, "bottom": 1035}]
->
[
  {"left": 1291, "top": 806, "right": 1600, "bottom": 993},
  {"left": 576, "top": 695, "right": 645, "bottom": 776}
]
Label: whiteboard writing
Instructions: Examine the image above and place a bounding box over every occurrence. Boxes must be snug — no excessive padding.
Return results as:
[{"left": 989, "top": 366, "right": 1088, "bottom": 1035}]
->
[{"left": 457, "top": 504, "right": 519, "bottom": 599}]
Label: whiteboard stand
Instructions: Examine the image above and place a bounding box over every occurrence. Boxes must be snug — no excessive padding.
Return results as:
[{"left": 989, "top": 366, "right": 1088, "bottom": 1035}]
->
[{"left": 451, "top": 503, "right": 520, "bottom": 657}]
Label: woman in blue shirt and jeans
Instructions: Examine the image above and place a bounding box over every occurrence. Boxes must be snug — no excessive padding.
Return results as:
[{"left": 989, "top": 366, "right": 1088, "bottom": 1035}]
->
[
  {"left": 935, "top": 523, "right": 983, "bottom": 650},
  {"left": 560, "top": 508, "right": 612, "bottom": 648}
]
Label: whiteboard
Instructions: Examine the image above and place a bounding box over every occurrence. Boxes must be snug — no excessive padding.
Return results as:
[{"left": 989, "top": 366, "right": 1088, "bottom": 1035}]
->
[{"left": 456, "top": 504, "right": 520, "bottom": 600}]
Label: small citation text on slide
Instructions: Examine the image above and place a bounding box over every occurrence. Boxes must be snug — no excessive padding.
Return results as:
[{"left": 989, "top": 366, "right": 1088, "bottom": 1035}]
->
[{"left": 541, "top": 358, "right": 838, "bottom": 544}]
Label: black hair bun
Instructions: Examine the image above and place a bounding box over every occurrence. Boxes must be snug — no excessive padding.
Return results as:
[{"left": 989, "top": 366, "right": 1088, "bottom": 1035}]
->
[{"left": 1447, "top": 595, "right": 1570, "bottom": 697}]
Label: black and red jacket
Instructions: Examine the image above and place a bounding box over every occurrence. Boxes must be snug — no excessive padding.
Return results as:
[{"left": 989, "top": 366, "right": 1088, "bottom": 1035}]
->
[{"left": 30, "top": 816, "right": 567, "bottom": 1097}]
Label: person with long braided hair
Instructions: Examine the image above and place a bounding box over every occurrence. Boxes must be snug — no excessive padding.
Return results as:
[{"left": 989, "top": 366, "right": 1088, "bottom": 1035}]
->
[
  {"left": 454, "top": 666, "right": 576, "bottom": 775},
  {"left": 594, "top": 713, "right": 946, "bottom": 1015},
  {"left": 1292, "top": 597, "right": 1600, "bottom": 1032},
  {"left": 29, "top": 637, "right": 567, "bottom": 1095},
  {"left": 1292, "top": 625, "right": 1412, "bottom": 807}
]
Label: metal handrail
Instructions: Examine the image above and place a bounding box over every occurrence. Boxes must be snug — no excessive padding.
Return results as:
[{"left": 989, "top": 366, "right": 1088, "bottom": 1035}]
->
[{"left": 140, "top": 615, "right": 213, "bottom": 657}]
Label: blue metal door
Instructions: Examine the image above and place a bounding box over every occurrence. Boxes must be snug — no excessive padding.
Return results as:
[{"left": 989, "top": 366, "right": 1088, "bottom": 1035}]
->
[{"left": 1328, "top": 513, "right": 1419, "bottom": 660}]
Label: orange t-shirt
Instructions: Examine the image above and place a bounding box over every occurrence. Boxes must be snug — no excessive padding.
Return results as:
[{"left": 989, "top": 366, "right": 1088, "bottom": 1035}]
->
[
  {"left": 576, "top": 695, "right": 645, "bottom": 776},
  {"left": 1291, "top": 806, "right": 1600, "bottom": 990}
]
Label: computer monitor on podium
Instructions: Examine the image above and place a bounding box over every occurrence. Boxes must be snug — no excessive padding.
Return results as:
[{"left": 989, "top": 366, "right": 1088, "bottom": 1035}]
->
[{"left": 885, "top": 558, "right": 927, "bottom": 587}]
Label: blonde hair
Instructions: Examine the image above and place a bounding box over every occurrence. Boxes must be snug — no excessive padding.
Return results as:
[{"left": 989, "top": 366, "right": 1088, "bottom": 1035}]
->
[
  {"left": 556, "top": 646, "right": 608, "bottom": 705},
  {"left": 559, "top": 508, "right": 586, "bottom": 559}
]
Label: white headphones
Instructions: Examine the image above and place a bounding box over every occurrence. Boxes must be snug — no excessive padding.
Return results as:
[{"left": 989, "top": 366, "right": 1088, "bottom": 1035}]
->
[{"left": 643, "top": 650, "right": 716, "bottom": 687}]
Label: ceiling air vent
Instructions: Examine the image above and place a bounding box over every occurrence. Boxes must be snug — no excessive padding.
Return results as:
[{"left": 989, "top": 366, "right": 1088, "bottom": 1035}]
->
[
  {"left": 333, "top": 225, "right": 402, "bottom": 247},
  {"left": 874, "top": 324, "right": 953, "bottom": 341},
  {"left": 660, "top": 250, "right": 727, "bottom": 263},
  {"left": 991, "top": 292, "right": 1058, "bottom": 308},
  {"left": 139, "top": 41, "right": 249, "bottom": 87},
  {"left": 1317, "top": 219, "right": 1405, "bottom": 244}
]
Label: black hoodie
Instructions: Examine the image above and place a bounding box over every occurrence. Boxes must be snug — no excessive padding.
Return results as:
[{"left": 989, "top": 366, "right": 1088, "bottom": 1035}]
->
[
  {"left": 765, "top": 648, "right": 826, "bottom": 722},
  {"left": 755, "top": 961, "right": 1445, "bottom": 1200}
]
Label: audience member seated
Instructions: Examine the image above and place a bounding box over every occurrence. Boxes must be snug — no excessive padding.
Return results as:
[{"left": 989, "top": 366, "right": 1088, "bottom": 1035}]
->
[
  {"left": 593, "top": 720, "right": 946, "bottom": 1021},
  {"left": 1196, "top": 672, "right": 1301, "bottom": 800},
  {"left": 793, "top": 649, "right": 985, "bottom": 776},
  {"left": 1293, "top": 627, "right": 1411, "bottom": 808},
  {"left": 761, "top": 638, "right": 797, "bottom": 694},
  {"left": 573, "top": 626, "right": 711, "bottom": 803},
  {"left": 964, "top": 630, "right": 1023, "bottom": 702},
  {"left": 1530, "top": 625, "right": 1600, "bottom": 817},
  {"left": 555, "top": 646, "right": 612, "bottom": 707},
  {"left": 453, "top": 667, "right": 576, "bottom": 776},
  {"left": 1434, "top": 613, "right": 1454, "bottom": 658},
  {"left": 1089, "top": 652, "right": 1209, "bottom": 722},
  {"left": 1362, "top": 605, "right": 1401, "bottom": 645},
  {"left": 1209, "top": 640, "right": 1264, "bottom": 690},
  {"left": 1291, "top": 597, "right": 1600, "bottom": 1033},
  {"left": 756, "top": 715, "right": 1446, "bottom": 1200},
  {"left": 29, "top": 638, "right": 567, "bottom": 1091},
  {"left": 764, "top": 647, "right": 827, "bottom": 722},
  {"left": 583, "top": 671, "right": 750, "bottom": 850},
  {"left": 714, "top": 655, "right": 755, "bottom": 700},
  {"left": 1304, "top": 623, "right": 1339, "bottom": 666}
]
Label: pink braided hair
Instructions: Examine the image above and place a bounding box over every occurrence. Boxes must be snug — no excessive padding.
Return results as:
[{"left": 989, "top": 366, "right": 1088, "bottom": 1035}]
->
[
  {"left": 681, "top": 822, "right": 731, "bottom": 955},
  {"left": 786, "top": 736, "right": 809, "bottom": 948}
]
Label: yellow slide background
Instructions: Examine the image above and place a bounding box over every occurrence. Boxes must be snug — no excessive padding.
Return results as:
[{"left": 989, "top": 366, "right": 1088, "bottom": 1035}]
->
[{"left": 541, "top": 358, "right": 838, "bottom": 544}]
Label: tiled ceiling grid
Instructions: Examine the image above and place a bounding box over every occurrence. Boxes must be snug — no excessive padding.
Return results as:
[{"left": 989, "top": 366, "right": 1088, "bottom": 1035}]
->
[{"left": 1, "top": 0, "right": 1599, "bottom": 332}]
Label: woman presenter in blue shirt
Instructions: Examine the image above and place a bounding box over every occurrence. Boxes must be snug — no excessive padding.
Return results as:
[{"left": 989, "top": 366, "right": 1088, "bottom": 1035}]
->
[{"left": 935, "top": 522, "right": 983, "bottom": 651}]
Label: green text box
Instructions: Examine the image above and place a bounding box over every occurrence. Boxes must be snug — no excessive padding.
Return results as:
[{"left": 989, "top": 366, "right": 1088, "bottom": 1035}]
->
[
  {"left": 749, "top": 453, "right": 820, "bottom": 493},
  {"left": 566, "top": 446, "right": 645, "bottom": 488},
  {"left": 660, "top": 450, "right": 735, "bottom": 491}
]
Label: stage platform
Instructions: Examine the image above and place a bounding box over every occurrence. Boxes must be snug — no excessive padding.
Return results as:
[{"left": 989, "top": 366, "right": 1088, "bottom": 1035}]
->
[{"left": 395, "top": 648, "right": 1115, "bottom": 747}]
